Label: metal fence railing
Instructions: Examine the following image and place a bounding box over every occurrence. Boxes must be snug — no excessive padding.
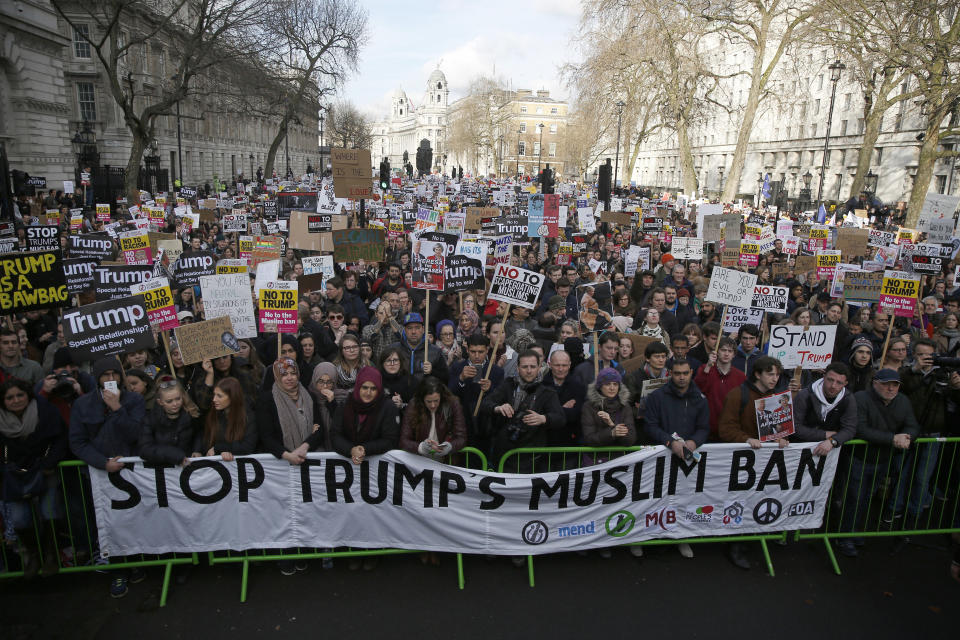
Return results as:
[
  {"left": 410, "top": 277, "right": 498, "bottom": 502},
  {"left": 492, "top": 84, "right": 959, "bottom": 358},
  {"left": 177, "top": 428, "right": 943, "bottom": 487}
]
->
[
  {"left": 1, "top": 460, "right": 198, "bottom": 607},
  {"left": 794, "top": 437, "right": 960, "bottom": 574}
]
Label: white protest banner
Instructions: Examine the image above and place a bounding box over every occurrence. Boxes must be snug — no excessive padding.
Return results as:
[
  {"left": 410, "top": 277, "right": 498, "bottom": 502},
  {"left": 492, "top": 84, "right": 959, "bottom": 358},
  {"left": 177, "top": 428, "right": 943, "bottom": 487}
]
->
[
  {"left": 830, "top": 263, "right": 859, "bottom": 298},
  {"left": 488, "top": 264, "right": 544, "bottom": 310},
  {"left": 750, "top": 285, "right": 788, "bottom": 313},
  {"left": 492, "top": 235, "right": 512, "bottom": 266},
  {"left": 200, "top": 274, "right": 258, "bottom": 339},
  {"left": 706, "top": 267, "right": 757, "bottom": 308},
  {"left": 89, "top": 445, "right": 838, "bottom": 557},
  {"left": 756, "top": 391, "right": 795, "bottom": 442},
  {"left": 671, "top": 237, "right": 704, "bottom": 261},
  {"left": 782, "top": 236, "right": 800, "bottom": 255},
  {"left": 624, "top": 246, "right": 642, "bottom": 277},
  {"left": 454, "top": 239, "right": 488, "bottom": 261},
  {"left": 722, "top": 305, "right": 765, "bottom": 334},
  {"left": 301, "top": 255, "right": 335, "bottom": 287},
  {"left": 916, "top": 193, "right": 960, "bottom": 232},
  {"left": 578, "top": 206, "right": 596, "bottom": 233},
  {"left": 222, "top": 213, "right": 247, "bottom": 233},
  {"left": 767, "top": 325, "right": 837, "bottom": 369}
]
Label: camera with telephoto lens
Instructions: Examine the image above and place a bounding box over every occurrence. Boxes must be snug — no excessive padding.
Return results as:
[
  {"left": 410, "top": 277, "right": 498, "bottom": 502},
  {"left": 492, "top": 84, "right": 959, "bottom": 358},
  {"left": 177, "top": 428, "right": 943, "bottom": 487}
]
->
[
  {"left": 932, "top": 357, "right": 960, "bottom": 370},
  {"left": 506, "top": 411, "right": 535, "bottom": 442}
]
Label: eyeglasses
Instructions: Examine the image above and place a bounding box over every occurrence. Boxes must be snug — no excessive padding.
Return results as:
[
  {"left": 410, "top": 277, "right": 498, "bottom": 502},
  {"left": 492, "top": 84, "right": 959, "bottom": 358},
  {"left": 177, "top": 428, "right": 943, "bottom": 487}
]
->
[
  {"left": 328, "top": 314, "right": 343, "bottom": 320},
  {"left": 342, "top": 344, "right": 359, "bottom": 351},
  {"left": 317, "top": 378, "right": 334, "bottom": 387}
]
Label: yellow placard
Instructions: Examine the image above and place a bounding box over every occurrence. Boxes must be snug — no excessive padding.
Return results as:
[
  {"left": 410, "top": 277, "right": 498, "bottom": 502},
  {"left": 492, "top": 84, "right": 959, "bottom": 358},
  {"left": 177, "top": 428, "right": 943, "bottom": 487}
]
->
[
  {"left": 809, "top": 228, "right": 829, "bottom": 240},
  {"left": 141, "top": 284, "right": 173, "bottom": 311},
  {"left": 740, "top": 242, "right": 760, "bottom": 255},
  {"left": 119, "top": 234, "right": 149, "bottom": 252}
]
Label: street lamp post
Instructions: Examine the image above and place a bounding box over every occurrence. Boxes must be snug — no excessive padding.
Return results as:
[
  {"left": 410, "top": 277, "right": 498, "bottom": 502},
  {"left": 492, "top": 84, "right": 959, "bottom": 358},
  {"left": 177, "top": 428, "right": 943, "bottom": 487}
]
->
[
  {"left": 864, "top": 169, "right": 878, "bottom": 201},
  {"left": 249, "top": 153, "right": 254, "bottom": 184},
  {"left": 799, "top": 169, "right": 813, "bottom": 211},
  {"left": 756, "top": 172, "right": 764, "bottom": 205},
  {"left": 614, "top": 100, "right": 625, "bottom": 191},
  {"left": 537, "top": 123, "right": 545, "bottom": 177},
  {"left": 176, "top": 100, "right": 183, "bottom": 185},
  {"left": 817, "top": 59, "right": 845, "bottom": 205},
  {"left": 516, "top": 128, "right": 522, "bottom": 179},
  {"left": 285, "top": 122, "right": 290, "bottom": 178},
  {"left": 498, "top": 134, "right": 504, "bottom": 179},
  {"left": 319, "top": 112, "right": 325, "bottom": 176}
]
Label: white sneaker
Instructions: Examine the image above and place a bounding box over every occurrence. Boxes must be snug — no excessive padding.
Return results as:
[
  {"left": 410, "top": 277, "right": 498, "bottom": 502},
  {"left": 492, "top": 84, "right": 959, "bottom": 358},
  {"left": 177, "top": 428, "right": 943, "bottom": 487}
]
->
[
  {"left": 678, "top": 543, "right": 694, "bottom": 558},
  {"left": 629, "top": 545, "right": 644, "bottom": 558}
]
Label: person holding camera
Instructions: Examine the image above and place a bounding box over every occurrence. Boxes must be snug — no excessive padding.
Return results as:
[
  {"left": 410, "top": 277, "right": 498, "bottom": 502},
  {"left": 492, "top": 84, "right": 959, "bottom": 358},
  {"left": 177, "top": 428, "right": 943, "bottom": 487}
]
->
[
  {"left": 890, "top": 338, "right": 960, "bottom": 526},
  {"left": 36, "top": 348, "right": 95, "bottom": 423},
  {"left": 480, "top": 349, "right": 565, "bottom": 473}
]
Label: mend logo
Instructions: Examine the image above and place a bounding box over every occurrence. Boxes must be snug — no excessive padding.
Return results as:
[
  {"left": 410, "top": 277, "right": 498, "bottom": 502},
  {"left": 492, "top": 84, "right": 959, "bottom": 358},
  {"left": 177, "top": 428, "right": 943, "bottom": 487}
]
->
[{"left": 556, "top": 520, "right": 596, "bottom": 539}]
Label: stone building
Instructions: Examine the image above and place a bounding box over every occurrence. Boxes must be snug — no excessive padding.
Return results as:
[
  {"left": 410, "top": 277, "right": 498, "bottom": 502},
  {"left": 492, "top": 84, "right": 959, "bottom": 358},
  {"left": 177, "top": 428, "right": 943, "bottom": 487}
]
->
[
  {"left": 630, "top": 45, "right": 952, "bottom": 206},
  {"left": 1, "top": 0, "right": 319, "bottom": 201},
  {"left": 370, "top": 68, "right": 450, "bottom": 172}
]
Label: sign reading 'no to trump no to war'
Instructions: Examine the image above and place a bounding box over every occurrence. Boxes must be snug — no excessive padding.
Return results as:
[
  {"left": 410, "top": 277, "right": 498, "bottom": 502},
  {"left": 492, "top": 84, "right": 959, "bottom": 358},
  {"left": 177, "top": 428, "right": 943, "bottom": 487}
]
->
[
  {"left": 487, "top": 264, "right": 545, "bottom": 310},
  {"left": 88, "top": 444, "right": 838, "bottom": 557}
]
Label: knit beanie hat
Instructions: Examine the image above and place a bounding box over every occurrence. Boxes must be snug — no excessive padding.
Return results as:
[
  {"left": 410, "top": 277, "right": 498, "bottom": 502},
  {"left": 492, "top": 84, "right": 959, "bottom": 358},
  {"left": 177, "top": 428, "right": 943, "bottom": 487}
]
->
[{"left": 596, "top": 367, "right": 622, "bottom": 386}]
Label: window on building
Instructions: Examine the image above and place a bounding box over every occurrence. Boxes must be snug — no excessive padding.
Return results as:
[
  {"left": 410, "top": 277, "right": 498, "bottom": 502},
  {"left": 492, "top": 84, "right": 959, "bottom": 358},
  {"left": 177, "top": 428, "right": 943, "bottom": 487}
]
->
[
  {"left": 77, "top": 82, "right": 96, "bottom": 121},
  {"left": 533, "top": 142, "right": 541, "bottom": 156},
  {"left": 520, "top": 105, "right": 527, "bottom": 113},
  {"left": 857, "top": 118, "right": 864, "bottom": 134},
  {"left": 875, "top": 147, "right": 883, "bottom": 164},
  {"left": 117, "top": 31, "right": 127, "bottom": 63},
  {"left": 550, "top": 107, "right": 558, "bottom": 114},
  {"left": 158, "top": 47, "right": 165, "bottom": 78},
  {"left": 800, "top": 102, "right": 807, "bottom": 118},
  {"left": 818, "top": 75, "right": 824, "bottom": 90},
  {"left": 843, "top": 93, "right": 852, "bottom": 110},
  {"left": 520, "top": 122, "right": 526, "bottom": 133},
  {"left": 73, "top": 24, "right": 91, "bottom": 59},
  {"left": 549, "top": 142, "right": 556, "bottom": 157},
  {"left": 811, "top": 123, "right": 817, "bottom": 137},
  {"left": 814, "top": 99, "right": 820, "bottom": 115},
  {"left": 840, "top": 120, "right": 847, "bottom": 135},
  {"left": 936, "top": 174, "right": 947, "bottom": 194},
  {"left": 839, "top": 149, "right": 846, "bottom": 166},
  {"left": 518, "top": 141, "right": 526, "bottom": 156},
  {"left": 549, "top": 124, "right": 557, "bottom": 134},
  {"left": 536, "top": 107, "right": 543, "bottom": 114},
  {"left": 798, "top": 124, "right": 805, "bottom": 138}
]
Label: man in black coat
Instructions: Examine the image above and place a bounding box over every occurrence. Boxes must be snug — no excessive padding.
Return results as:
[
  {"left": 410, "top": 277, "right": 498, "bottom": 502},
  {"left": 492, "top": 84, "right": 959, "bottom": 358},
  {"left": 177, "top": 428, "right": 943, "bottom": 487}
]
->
[
  {"left": 542, "top": 349, "right": 586, "bottom": 446},
  {"left": 480, "top": 349, "right": 566, "bottom": 472}
]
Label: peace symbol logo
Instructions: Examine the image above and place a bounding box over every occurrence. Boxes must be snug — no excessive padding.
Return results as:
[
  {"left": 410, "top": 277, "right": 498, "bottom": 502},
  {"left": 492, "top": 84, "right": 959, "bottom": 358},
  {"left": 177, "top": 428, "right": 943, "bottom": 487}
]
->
[{"left": 752, "top": 498, "right": 782, "bottom": 525}]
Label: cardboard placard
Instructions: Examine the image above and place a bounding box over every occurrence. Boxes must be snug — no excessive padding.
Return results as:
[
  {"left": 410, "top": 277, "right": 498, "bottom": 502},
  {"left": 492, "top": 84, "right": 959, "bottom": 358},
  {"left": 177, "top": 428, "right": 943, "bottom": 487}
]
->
[
  {"left": 331, "top": 228, "right": 385, "bottom": 263},
  {"left": 706, "top": 267, "right": 757, "bottom": 307},
  {"left": 836, "top": 228, "right": 869, "bottom": 259},
  {"left": 331, "top": 148, "right": 373, "bottom": 199},
  {"left": 173, "top": 315, "right": 240, "bottom": 365},
  {"left": 288, "top": 210, "right": 347, "bottom": 251},
  {"left": 843, "top": 270, "right": 883, "bottom": 302},
  {"left": 600, "top": 211, "right": 632, "bottom": 225}
]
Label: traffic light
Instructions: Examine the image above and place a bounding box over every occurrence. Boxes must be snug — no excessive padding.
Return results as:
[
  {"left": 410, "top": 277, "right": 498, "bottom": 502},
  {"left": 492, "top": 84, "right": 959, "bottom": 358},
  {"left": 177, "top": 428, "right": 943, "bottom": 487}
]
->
[
  {"left": 379, "top": 159, "right": 390, "bottom": 190},
  {"left": 542, "top": 164, "right": 555, "bottom": 194},
  {"left": 598, "top": 158, "right": 612, "bottom": 203}
]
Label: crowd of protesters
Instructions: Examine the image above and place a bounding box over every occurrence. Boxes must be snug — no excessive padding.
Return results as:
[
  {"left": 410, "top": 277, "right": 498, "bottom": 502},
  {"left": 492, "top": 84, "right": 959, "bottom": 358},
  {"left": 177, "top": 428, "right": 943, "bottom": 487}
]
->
[{"left": 2, "top": 173, "right": 960, "bottom": 596}]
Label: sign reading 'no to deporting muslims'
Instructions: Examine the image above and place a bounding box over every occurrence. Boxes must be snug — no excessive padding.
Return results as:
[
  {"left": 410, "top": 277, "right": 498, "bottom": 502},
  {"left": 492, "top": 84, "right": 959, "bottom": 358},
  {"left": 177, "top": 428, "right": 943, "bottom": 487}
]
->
[{"left": 487, "top": 264, "right": 545, "bottom": 310}]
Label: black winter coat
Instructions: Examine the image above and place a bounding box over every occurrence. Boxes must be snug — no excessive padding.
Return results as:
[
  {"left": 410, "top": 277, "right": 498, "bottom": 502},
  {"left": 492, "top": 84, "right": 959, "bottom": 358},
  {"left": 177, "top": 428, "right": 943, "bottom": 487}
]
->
[{"left": 138, "top": 405, "right": 201, "bottom": 466}]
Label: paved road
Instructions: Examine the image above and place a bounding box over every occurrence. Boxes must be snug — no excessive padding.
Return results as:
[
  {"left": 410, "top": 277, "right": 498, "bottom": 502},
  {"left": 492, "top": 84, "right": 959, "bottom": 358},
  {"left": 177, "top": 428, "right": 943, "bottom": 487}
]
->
[{"left": 1, "top": 537, "right": 955, "bottom": 639}]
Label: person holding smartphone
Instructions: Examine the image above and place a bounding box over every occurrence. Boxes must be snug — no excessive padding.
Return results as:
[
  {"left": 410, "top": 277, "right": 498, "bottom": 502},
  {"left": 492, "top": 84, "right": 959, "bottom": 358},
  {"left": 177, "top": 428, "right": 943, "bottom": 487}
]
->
[{"left": 68, "top": 356, "right": 146, "bottom": 598}]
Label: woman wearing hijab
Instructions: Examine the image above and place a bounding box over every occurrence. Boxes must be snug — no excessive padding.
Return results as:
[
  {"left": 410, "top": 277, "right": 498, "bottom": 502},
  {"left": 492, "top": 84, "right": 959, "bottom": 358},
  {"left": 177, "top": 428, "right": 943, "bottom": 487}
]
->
[
  {"left": 309, "top": 361, "right": 341, "bottom": 413},
  {"left": 0, "top": 379, "right": 67, "bottom": 578},
  {"left": 262, "top": 334, "right": 315, "bottom": 390},
  {"left": 329, "top": 366, "right": 400, "bottom": 570},
  {"left": 455, "top": 309, "right": 481, "bottom": 350}
]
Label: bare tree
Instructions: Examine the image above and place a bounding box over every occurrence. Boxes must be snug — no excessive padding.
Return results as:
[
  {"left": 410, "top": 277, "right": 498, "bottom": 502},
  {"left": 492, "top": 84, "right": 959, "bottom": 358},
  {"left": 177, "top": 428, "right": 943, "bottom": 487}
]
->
[
  {"left": 445, "top": 76, "right": 513, "bottom": 176},
  {"left": 682, "top": 0, "right": 820, "bottom": 202},
  {"left": 53, "top": 0, "right": 263, "bottom": 201},
  {"left": 563, "top": 1, "right": 664, "bottom": 187},
  {"left": 328, "top": 99, "right": 371, "bottom": 149},
  {"left": 258, "top": 0, "right": 367, "bottom": 179},
  {"left": 819, "top": 0, "right": 960, "bottom": 224}
]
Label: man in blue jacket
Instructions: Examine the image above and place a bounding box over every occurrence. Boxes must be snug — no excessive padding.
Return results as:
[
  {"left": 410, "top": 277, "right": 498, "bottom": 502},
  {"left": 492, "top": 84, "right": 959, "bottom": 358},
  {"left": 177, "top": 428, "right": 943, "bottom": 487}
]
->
[
  {"left": 388, "top": 312, "right": 448, "bottom": 384},
  {"left": 69, "top": 356, "right": 146, "bottom": 598}
]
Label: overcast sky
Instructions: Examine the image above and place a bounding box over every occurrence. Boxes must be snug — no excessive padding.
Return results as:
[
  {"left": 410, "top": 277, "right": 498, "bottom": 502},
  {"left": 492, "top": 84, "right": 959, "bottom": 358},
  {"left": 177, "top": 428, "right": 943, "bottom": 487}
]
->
[{"left": 342, "top": 0, "right": 583, "bottom": 119}]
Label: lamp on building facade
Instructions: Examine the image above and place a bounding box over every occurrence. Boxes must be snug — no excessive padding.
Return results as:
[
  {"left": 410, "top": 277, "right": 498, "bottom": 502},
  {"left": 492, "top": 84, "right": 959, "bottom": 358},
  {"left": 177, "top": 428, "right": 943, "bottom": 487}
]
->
[
  {"left": 249, "top": 153, "right": 254, "bottom": 182},
  {"left": 70, "top": 119, "right": 99, "bottom": 182},
  {"left": 864, "top": 169, "right": 878, "bottom": 198},
  {"left": 799, "top": 169, "right": 813, "bottom": 210},
  {"left": 816, "top": 58, "right": 845, "bottom": 205},
  {"left": 756, "top": 172, "right": 764, "bottom": 204},
  {"left": 537, "top": 123, "right": 545, "bottom": 176}
]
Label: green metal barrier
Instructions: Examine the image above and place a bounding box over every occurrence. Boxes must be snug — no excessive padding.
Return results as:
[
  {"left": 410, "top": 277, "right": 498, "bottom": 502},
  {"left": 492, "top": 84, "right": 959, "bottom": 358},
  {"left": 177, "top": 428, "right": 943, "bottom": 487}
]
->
[
  {"left": 0, "top": 460, "right": 197, "bottom": 607},
  {"left": 207, "top": 446, "right": 489, "bottom": 602},
  {"left": 496, "top": 446, "right": 787, "bottom": 586},
  {"left": 795, "top": 437, "right": 960, "bottom": 575}
]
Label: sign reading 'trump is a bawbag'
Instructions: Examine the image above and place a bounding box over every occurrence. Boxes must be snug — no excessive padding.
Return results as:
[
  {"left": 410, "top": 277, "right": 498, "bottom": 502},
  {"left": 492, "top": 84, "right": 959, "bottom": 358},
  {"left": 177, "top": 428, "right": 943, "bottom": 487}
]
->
[{"left": 89, "top": 444, "right": 838, "bottom": 557}]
